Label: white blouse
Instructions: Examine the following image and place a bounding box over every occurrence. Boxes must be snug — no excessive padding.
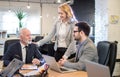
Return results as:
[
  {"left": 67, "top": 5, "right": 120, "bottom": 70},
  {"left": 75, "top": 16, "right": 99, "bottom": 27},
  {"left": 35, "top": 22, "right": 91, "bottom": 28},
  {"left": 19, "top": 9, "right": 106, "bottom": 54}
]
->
[{"left": 58, "top": 23, "right": 67, "bottom": 48}]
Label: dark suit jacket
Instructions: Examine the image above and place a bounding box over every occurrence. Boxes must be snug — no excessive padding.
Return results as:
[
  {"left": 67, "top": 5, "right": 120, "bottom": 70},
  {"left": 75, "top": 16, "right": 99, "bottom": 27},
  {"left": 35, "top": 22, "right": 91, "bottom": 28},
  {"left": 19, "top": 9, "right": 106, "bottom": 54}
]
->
[{"left": 3, "top": 42, "right": 45, "bottom": 66}]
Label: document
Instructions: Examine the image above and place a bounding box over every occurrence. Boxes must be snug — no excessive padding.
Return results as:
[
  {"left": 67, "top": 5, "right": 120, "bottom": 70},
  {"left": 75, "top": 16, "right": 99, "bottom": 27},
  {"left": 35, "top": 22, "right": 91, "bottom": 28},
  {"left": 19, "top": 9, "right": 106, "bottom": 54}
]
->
[{"left": 21, "top": 64, "right": 38, "bottom": 70}]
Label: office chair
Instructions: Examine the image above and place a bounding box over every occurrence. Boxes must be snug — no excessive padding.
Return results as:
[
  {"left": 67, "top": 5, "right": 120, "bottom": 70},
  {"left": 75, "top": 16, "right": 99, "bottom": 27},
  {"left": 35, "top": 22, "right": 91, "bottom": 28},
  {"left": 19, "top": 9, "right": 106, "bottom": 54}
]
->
[
  {"left": 33, "top": 36, "right": 44, "bottom": 42},
  {"left": 97, "top": 41, "right": 111, "bottom": 65},
  {"left": 107, "top": 41, "right": 118, "bottom": 76},
  {"left": 97, "top": 41, "right": 118, "bottom": 76},
  {"left": 32, "top": 36, "right": 48, "bottom": 55},
  {"left": 33, "top": 36, "right": 55, "bottom": 56},
  {"left": 0, "top": 56, "right": 2, "bottom": 60},
  {"left": 4, "top": 39, "right": 20, "bottom": 55}
]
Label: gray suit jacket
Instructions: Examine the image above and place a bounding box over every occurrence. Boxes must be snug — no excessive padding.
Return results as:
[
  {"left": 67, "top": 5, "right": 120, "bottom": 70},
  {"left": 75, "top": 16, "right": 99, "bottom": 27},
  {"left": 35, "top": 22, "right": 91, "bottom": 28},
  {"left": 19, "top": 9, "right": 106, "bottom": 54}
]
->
[
  {"left": 38, "top": 19, "right": 76, "bottom": 51},
  {"left": 63, "top": 38, "right": 98, "bottom": 71}
]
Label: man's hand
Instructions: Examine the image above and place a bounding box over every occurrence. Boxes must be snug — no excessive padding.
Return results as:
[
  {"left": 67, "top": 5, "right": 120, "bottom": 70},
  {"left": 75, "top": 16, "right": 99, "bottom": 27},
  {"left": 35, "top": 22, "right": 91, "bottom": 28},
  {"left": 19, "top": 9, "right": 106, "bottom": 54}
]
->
[
  {"left": 21, "top": 64, "right": 30, "bottom": 68},
  {"left": 32, "top": 58, "right": 40, "bottom": 65}
]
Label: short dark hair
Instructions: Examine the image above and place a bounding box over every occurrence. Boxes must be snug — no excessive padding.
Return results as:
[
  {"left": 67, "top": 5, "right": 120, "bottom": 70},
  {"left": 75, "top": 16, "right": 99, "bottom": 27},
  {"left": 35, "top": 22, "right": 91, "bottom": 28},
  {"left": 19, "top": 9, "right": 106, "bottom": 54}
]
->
[{"left": 75, "top": 21, "right": 90, "bottom": 36}]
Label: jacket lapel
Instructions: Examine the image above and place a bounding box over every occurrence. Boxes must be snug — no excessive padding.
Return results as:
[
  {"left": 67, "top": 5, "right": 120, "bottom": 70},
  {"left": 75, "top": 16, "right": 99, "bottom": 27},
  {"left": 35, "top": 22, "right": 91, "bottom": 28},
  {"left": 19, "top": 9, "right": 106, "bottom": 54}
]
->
[
  {"left": 56, "top": 22, "right": 61, "bottom": 38},
  {"left": 65, "top": 24, "right": 71, "bottom": 38}
]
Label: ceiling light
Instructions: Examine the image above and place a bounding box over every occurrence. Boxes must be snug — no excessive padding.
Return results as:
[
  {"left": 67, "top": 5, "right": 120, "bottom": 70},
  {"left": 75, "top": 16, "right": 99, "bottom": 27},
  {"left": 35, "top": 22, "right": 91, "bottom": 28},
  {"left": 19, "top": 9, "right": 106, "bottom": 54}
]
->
[
  {"left": 8, "top": 0, "right": 11, "bottom": 12},
  {"left": 8, "top": 9, "right": 11, "bottom": 12},
  {"left": 56, "top": 0, "right": 66, "bottom": 3},
  {"left": 27, "top": 0, "right": 30, "bottom": 9},
  {"left": 66, "top": 0, "right": 74, "bottom": 5},
  {"left": 27, "top": 4, "right": 30, "bottom": 9}
]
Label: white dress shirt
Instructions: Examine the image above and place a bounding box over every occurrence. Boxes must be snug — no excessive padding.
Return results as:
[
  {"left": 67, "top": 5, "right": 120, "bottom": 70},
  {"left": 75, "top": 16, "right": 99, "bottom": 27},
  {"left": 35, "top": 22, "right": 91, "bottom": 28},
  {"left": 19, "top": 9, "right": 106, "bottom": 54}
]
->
[{"left": 20, "top": 43, "right": 27, "bottom": 63}]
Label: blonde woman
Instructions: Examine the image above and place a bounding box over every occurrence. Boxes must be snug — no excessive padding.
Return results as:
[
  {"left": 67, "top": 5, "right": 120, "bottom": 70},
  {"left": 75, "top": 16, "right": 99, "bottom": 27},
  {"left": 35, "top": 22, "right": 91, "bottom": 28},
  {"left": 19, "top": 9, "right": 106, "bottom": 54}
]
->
[{"left": 36, "top": 3, "right": 77, "bottom": 61}]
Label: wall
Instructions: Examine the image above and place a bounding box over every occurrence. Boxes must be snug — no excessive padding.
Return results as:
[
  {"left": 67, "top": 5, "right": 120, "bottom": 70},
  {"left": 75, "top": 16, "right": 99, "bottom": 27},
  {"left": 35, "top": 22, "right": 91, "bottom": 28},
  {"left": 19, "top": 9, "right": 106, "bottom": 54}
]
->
[
  {"left": 108, "top": 0, "right": 120, "bottom": 76},
  {"left": 95, "top": 0, "right": 108, "bottom": 45},
  {"left": 41, "top": 4, "right": 59, "bottom": 35},
  {"left": 108, "top": 0, "right": 120, "bottom": 56},
  {"left": 72, "top": 0, "right": 95, "bottom": 26},
  {"left": 72, "top": 0, "right": 95, "bottom": 36}
]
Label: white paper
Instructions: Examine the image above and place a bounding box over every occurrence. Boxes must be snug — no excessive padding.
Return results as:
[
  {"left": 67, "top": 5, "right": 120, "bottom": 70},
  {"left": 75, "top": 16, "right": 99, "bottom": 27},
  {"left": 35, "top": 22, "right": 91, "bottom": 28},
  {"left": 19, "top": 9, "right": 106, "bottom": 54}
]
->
[{"left": 21, "top": 65, "right": 38, "bottom": 70}]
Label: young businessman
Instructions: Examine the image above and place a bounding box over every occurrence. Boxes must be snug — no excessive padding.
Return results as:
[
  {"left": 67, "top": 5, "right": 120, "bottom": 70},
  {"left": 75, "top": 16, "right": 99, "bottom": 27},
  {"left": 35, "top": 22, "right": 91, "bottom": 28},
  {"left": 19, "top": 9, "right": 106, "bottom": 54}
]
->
[
  {"left": 59, "top": 21, "right": 98, "bottom": 71},
  {"left": 3, "top": 28, "right": 45, "bottom": 66}
]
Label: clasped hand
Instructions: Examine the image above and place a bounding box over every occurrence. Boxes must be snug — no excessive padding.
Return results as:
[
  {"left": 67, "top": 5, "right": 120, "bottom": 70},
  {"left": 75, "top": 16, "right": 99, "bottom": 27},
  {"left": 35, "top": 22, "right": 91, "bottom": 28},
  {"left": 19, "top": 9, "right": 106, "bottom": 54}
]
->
[{"left": 32, "top": 58, "right": 40, "bottom": 65}]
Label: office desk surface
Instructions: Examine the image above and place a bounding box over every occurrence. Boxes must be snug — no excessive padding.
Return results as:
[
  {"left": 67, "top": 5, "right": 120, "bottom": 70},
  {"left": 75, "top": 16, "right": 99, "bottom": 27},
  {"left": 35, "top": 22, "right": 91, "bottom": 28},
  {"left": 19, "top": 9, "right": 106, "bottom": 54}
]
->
[
  {"left": 18, "top": 69, "right": 87, "bottom": 77},
  {"left": 48, "top": 69, "right": 87, "bottom": 77},
  {"left": 0, "top": 63, "right": 87, "bottom": 77}
]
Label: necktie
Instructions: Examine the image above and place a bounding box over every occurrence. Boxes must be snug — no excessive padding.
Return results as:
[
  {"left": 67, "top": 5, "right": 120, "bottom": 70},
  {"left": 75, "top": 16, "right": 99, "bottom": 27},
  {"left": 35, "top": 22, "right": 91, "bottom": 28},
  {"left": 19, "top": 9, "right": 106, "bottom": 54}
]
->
[{"left": 25, "top": 46, "right": 28, "bottom": 63}]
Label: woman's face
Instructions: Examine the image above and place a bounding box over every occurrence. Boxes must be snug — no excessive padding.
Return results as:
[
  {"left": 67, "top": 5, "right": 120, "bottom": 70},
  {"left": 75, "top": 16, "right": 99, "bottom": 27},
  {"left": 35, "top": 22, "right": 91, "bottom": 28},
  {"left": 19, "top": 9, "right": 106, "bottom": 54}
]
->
[{"left": 58, "top": 8, "right": 67, "bottom": 22}]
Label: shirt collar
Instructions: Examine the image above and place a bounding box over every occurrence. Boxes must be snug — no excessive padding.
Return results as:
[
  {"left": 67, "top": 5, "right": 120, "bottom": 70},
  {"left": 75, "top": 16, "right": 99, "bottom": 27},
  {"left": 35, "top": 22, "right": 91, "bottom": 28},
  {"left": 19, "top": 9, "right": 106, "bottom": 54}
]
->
[
  {"left": 76, "top": 39, "right": 86, "bottom": 47},
  {"left": 20, "top": 42, "right": 28, "bottom": 49},
  {"left": 59, "top": 18, "right": 73, "bottom": 24}
]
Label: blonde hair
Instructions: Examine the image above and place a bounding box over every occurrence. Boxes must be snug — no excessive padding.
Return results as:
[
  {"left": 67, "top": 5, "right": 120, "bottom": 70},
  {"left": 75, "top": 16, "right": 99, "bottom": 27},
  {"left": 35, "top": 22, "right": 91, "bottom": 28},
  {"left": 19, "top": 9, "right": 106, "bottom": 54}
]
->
[{"left": 59, "top": 3, "right": 75, "bottom": 19}]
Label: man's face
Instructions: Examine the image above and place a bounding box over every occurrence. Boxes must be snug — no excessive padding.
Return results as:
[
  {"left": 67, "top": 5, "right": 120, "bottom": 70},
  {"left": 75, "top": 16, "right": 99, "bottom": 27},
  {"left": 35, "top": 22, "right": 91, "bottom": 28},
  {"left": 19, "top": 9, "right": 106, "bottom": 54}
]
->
[
  {"left": 20, "top": 30, "right": 31, "bottom": 45},
  {"left": 73, "top": 26, "right": 81, "bottom": 41}
]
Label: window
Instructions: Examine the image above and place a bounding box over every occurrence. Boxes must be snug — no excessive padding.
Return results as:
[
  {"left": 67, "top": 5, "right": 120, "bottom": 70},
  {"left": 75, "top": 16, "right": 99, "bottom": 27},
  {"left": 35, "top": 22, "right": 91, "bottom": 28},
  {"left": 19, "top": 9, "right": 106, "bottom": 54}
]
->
[{"left": 0, "top": 2, "right": 41, "bottom": 34}]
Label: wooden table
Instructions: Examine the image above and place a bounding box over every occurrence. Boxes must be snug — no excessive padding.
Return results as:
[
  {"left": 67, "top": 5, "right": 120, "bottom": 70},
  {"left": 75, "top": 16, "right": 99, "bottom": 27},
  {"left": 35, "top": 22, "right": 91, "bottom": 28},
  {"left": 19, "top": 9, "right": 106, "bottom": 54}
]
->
[
  {"left": 18, "top": 69, "right": 87, "bottom": 77},
  {"left": 48, "top": 69, "right": 87, "bottom": 77},
  {"left": 0, "top": 63, "right": 88, "bottom": 77}
]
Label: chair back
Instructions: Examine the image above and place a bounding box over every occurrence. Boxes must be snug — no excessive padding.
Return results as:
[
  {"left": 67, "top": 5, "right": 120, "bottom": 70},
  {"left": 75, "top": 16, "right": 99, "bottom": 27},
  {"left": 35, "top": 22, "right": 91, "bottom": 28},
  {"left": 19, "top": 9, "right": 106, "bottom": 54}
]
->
[
  {"left": 107, "top": 41, "right": 118, "bottom": 75},
  {"left": 4, "top": 39, "right": 19, "bottom": 55},
  {"left": 34, "top": 36, "right": 43, "bottom": 42},
  {"left": 97, "top": 41, "right": 111, "bottom": 65},
  {"left": 97, "top": 41, "right": 118, "bottom": 76}
]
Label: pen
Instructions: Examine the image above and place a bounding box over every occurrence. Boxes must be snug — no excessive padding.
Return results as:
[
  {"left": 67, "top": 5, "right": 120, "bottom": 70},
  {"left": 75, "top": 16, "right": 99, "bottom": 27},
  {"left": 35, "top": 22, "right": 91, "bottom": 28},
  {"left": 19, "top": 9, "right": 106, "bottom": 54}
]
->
[{"left": 32, "top": 56, "right": 34, "bottom": 60}]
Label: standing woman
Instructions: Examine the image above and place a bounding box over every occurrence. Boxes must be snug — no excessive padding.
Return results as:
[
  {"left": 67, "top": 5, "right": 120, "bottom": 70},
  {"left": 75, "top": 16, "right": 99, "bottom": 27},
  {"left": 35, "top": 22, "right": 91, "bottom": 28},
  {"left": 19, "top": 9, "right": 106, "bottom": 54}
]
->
[{"left": 36, "top": 3, "right": 77, "bottom": 61}]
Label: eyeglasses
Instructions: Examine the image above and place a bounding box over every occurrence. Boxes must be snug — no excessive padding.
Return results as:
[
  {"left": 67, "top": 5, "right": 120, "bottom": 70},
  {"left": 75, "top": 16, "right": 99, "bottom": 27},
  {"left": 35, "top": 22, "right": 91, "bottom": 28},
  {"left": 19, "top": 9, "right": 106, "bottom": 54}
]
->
[{"left": 73, "top": 31, "right": 79, "bottom": 33}]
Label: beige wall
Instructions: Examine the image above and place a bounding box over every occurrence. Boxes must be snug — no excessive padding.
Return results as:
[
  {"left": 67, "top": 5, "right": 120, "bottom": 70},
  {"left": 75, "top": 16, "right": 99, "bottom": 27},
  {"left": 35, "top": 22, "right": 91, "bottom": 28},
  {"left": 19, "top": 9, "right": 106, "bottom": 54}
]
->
[
  {"left": 108, "top": 0, "right": 120, "bottom": 76},
  {"left": 108, "top": 0, "right": 120, "bottom": 55},
  {"left": 41, "top": 4, "right": 59, "bottom": 35}
]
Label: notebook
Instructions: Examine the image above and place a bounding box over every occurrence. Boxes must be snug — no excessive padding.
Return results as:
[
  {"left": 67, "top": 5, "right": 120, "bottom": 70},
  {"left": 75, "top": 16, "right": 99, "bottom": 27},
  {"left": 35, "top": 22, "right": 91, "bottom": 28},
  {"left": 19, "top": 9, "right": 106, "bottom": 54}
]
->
[
  {"left": 85, "top": 60, "right": 111, "bottom": 77},
  {"left": 42, "top": 55, "right": 77, "bottom": 73}
]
